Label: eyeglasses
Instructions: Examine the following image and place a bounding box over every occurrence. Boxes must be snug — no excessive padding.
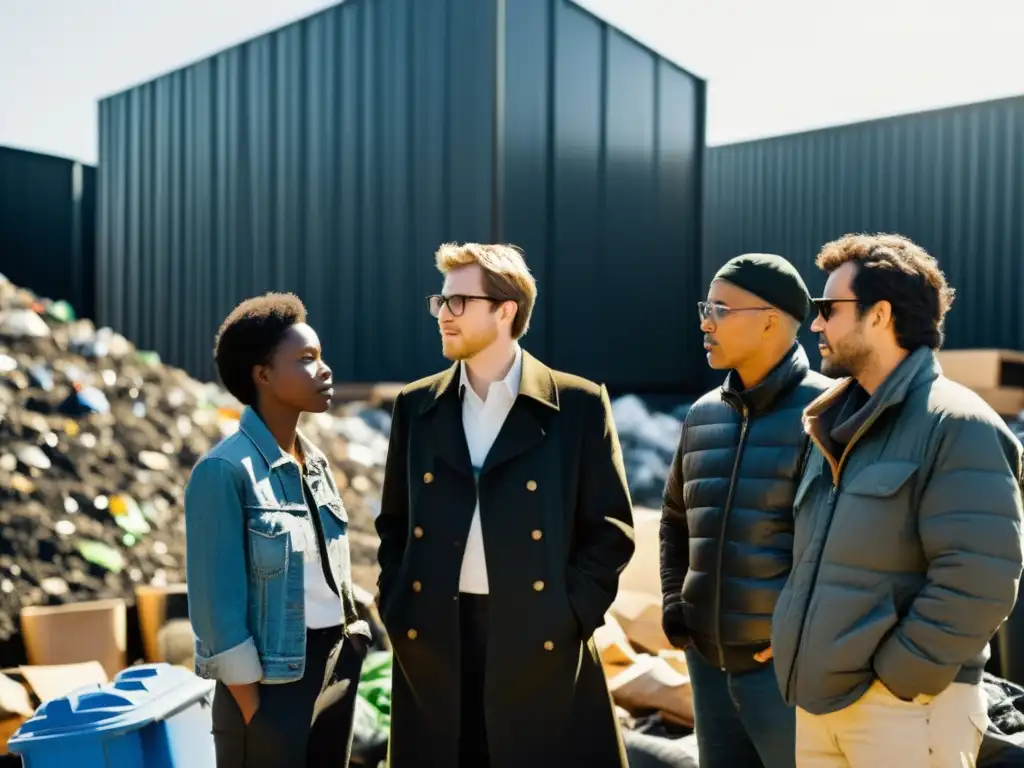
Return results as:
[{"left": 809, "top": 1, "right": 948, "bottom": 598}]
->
[
  {"left": 697, "top": 301, "right": 772, "bottom": 324},
  {"left": 426, "top": 294, "right": 503, "bottom": 318},
  {"left": 811, "top": 297, "right": 859, "bottom": 321}
]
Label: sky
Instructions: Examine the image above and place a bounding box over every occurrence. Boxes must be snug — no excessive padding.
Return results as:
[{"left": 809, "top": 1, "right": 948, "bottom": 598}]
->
[{"left": 0, "top": 0, "right": 1021, "bottom": 165}]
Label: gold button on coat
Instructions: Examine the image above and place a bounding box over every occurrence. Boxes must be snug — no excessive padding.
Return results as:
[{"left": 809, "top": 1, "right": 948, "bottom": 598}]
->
[
  {"left": 543, "top": 640, "right": 554, "bottom": 651},
  {"left": 408, "top": 629, "right": 418, "bottom": 640},
  {"left": 526, "top": 480, "right": 537, "bottom": 491},
  {"left": 423, "top": 472, "right": 434, "bottom": 483},
  {"left": 412, "top": 580, "right": 422, "bottom": 592},
  {"left": 413, "top": 526, "right": 424, "bottom": 538},
  {"left": 533, "top": 580, "right": 545, "bottom": 592},
  {"left": 531, "top": 529, "right": 543, "bottom": 541}
]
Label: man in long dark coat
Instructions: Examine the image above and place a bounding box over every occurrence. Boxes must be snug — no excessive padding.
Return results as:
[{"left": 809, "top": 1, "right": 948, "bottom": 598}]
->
[{"left": 375, "top": 242, "right": 636, "bottom": 768}]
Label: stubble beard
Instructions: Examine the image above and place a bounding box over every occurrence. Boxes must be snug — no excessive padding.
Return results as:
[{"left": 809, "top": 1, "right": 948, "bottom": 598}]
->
[
  {"left": 820, "top": 337, "right": 871, "bottom": 380},
  {"left": 441, "top": 325, "right": 499, "bottom": 362}
]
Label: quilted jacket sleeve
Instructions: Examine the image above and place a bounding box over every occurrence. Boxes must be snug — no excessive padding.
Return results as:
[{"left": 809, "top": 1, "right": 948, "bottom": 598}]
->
[{"left": 659, "top": 413, "right": 692, "bottom": 646}]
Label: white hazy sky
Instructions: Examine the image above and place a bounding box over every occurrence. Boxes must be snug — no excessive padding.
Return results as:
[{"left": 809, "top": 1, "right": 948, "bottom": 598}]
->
[{"left": 1, "top": 0, "right": 1021, "bottom": 165}]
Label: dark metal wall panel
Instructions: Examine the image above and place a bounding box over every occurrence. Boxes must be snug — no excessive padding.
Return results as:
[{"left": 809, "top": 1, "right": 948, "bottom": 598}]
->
[
  {"left": 705, "top": 95, "right": 1024, "bottom": 376},
  {"left": 0, "top": 147, "right": 96, "bottom": 318},
  {"left": 97, "top": 0, "right": 496, "bottom": 384},
  {"left": 502, "top": 0, "right": 706, "bottom": 394},
  {"left": 97, "top": 0, "right": 704, "bottom": 391}
]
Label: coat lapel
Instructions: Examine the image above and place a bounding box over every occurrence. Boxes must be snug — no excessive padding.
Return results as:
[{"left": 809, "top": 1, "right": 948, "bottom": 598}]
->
[
  {"left": 419, "top": 362, "right": 474, "bottom": 475},
  {"left": 418, "top": 351, "right": 560, "bottom": 476},
  {"left": 481, "top": 351, "right": 559, "bottom": 474}
]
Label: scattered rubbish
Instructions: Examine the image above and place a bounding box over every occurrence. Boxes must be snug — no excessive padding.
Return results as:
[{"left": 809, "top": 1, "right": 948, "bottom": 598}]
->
[
  {"left": 611, "top": 396, "right": 689, "bottom": 508},
  {"left": 44, "top": 300, "right": 76, "bottom": 324},
  {"left": 74, "top": 541, "right": 125, "bottom": 574},
  {"left": 137, "top": 451, "right": 171, "bottom": 472},
  {"left": 15, "top": 446, "right": 51, "bottom": 472},
  {"left": 59, "top": 384, "right": 110, "bottom": 415},
  {"left": 0, "top": 309, "right": 51, "bottom": 339},
  {"left": 0, "top": 278, "right": 394, "bottom": 669}
]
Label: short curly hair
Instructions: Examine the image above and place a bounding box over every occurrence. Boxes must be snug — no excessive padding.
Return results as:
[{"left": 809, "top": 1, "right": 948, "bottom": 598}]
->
[
  {"left": 213, "top": 293, "right": 307, "bottom": 406},
  {"left": 816, "top": 233, "right": 956, "bottom": 351}
]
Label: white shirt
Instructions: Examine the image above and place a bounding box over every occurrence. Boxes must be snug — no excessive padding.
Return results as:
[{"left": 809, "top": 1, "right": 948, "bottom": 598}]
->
[
  {"left": 301, "top": 471, "right": 345, "bottom": 629},
  {"left": 458, "top": 344, "right": 523, "bottom": 594}
]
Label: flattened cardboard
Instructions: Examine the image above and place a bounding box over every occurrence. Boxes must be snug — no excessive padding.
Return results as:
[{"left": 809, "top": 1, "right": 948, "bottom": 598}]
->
[{"left": 610, "top": 590, "right": 673, "bottom": 654}]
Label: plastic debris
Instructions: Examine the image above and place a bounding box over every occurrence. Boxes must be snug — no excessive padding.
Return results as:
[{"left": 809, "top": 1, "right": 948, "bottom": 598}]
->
[
  {"left": 44, "top": 300, "right": 76, "bottom": 324},
  {"left": 611, "top": 396, "right": 690, "bottom": 508},
  {"left": 0, "top": 276, "right": 394, "bottom": 669},
  {"left": 0, "top": 309, "right": 51, "bottom": 339},
  {"left": 75, "top": 540, "right": 125, "bottom": 573}
]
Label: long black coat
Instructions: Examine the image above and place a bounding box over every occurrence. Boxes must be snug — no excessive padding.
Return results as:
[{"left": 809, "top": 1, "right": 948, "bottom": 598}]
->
[{"left": 375, "top": 351, "right": 636, "bottom": 768}]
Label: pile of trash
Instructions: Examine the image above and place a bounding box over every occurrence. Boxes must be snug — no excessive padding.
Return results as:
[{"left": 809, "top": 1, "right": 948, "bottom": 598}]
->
[
  {"left": 611, "top": 396, "right": 688, "bottom": 508},
  {"left": 0, "top": 274, "right": 392, "bottom": 666}
]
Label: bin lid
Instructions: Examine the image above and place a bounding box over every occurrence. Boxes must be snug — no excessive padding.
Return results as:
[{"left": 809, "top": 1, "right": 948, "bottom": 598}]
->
[{"left": 8, "top": 663, "right": 215, "bottom": 748}]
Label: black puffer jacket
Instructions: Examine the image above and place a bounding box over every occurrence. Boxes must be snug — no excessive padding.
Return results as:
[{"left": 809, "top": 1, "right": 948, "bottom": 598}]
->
[{"left": 660, "top": 343, "right": 831, "bottom": 674}]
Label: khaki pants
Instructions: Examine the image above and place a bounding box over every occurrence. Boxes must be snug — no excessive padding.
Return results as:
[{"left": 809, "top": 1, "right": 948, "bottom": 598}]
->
[{"left": 796, "top": 679, "right": 989, "bottom": 768}]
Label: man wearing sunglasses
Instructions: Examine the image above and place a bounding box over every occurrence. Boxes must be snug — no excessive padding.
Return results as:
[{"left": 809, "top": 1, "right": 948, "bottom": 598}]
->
[
  {"left": 375, "top": 242, "right": 635, "bottom": 768},
  {"left": 660, "top": 253, "right": 831, "bottom": 768},
  {"left": 770, "top": 233, "right": 1024, "bottom": 767}
]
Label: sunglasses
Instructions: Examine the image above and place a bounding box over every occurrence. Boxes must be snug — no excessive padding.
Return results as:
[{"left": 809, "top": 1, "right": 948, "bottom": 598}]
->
[
  {"left": 697, "top": 301, "right": 772, "bottom": 324},
  {"left": 426, "top": 293, "right": 504, "bottom": 318},
  {"left": 811, "top": 297, "right": 859, "bottom": 321}
]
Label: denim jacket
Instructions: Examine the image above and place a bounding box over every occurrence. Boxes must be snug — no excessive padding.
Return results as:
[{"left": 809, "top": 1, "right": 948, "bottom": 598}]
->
[{"left": 184, "top": 406, "right": 370, "bottom": 685}]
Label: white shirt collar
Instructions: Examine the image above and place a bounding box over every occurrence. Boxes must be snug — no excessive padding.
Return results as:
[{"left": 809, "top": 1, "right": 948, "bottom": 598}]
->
[{"left": 459, "top": 343, "right": 523, "bottom": 403}]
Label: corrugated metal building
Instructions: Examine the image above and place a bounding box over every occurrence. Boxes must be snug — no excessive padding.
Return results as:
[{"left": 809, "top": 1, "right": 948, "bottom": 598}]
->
[
  {"left": 0, "top": 146, "right": 97, "bottom": 319},
  {"left": 97, "top": 0, "right": 706, "bottom": 393},
  {"left": 705, "top": 94, "right": 1024, "bottom": 381}
]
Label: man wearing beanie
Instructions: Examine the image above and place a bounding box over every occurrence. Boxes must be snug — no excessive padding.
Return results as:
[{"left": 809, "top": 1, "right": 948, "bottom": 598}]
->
[{"left": 659, "top": 254, "right": 831, "bottom": 768}]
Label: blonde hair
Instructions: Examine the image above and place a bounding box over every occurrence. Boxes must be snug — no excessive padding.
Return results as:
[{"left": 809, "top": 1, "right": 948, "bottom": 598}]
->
[{"left": 434, "top": 242, "right": 537, "bottom": 339}]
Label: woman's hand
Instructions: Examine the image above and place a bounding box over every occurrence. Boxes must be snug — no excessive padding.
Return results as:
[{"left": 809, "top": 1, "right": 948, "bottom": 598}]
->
[{"left": 228, "top": 682, "right": 261, "bottom": 724}]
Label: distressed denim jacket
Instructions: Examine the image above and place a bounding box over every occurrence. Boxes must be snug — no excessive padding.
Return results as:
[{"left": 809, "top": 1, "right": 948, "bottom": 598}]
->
[{"left": 184, "top": 406, "right": 370, "bottom": 685}]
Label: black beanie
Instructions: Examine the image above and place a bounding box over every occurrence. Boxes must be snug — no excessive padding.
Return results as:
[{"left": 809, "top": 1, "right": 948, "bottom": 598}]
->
[{"left": 712, "top": 253, "right": 811, "bottom": 323}]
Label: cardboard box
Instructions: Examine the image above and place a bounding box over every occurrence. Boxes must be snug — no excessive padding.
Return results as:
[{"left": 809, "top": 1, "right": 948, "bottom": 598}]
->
[
  {"left": 594, "top": 613, "right": 638, "bottom": 679},
  {"left": 607, "top": 653, "right": 694, "bottom": 727},
  {"left": 609, "top": 590, "right": 673, "bottom": 654},
  {"left": 20, "top": 598, "right": 127, "bottom": 679},
  {"left": 0, "top": 662, "right": 108, "bottom": 754},
  {"left": 135, "top": 584, "right": 189, "bottom": 663},
  {"left": 619, "top": 508, "right": 662, "bottom": 598},
  {"left": 936, "top": 349, "right": 1024, "bottom": 391},
  {"left": 972, "top": 387, "right": 1024, "bottom": 416}
]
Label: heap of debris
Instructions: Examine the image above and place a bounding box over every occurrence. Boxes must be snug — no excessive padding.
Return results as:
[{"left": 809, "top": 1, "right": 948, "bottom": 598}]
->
[{"left": 0, "top": 274, "right": 391, "bottom": 665}]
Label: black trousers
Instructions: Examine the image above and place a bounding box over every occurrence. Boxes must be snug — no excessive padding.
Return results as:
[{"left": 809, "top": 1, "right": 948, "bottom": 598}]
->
[
  {"left": 211, "top": 625, "right": 365, "bottom": 768},
  {"left": 459, "top": 593, "right": 490, "bottom": 768}
]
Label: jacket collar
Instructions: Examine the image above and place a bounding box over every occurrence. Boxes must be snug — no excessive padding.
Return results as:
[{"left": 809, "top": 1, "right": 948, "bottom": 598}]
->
[
  {"left": 419, "top": 349, "right": 558, "bottom": 476},
  {"left": 238, "top": 406, "right": 328, "bottom": 474},
  {"left": 722, "top": 342, "right": 810, "bottom": 416},
  {"left": 459, "top": 342, "right": 523, "bottom": 402},
  {"left": 420, "top": 348, "right": 559, "bottom": 415},
  {"left": 804, "top": 344, "right": 940, "bottom": 426}
]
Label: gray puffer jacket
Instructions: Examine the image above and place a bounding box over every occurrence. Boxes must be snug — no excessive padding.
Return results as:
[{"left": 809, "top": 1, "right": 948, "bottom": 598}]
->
[{"left": 771, "top": 346, "right": 1024, "bottom": 715}]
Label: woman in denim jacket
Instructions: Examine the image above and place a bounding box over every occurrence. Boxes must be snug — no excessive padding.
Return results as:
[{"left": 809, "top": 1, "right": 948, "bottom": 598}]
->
[{"left": 184, "top": 293, "right": 371, "bottom": 767}]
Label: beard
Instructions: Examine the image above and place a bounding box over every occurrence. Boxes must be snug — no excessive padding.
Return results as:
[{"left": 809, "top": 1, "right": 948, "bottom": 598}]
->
[
  {"left": 819, "top": 333, "right": 871, "bottom": 379},
  {"left": 821, "top": 358, "right": 854, "bottom": 378},
  {"left": 441, "top": 324, "right": 499, "bottom": 361}
]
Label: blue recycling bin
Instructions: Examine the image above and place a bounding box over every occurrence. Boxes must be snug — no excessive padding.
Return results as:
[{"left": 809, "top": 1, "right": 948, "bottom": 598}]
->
[{"left": 8, "top": 663, "right": 216, "bottom": 768}]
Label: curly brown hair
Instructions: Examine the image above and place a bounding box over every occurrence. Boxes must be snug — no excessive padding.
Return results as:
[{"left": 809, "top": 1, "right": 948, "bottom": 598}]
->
[{"left": 816, "top": 233, "right": 956, "bottom": 350}]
